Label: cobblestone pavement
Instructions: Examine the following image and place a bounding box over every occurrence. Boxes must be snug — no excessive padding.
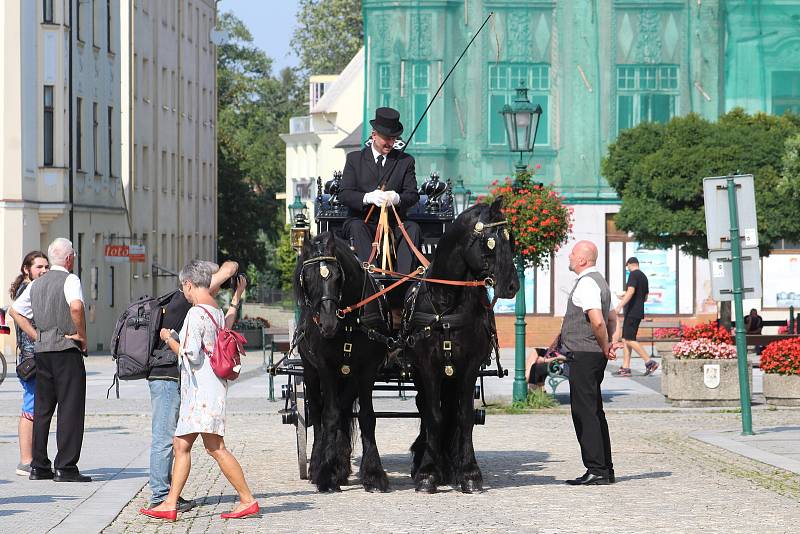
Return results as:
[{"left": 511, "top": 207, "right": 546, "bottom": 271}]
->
[{"left": 105, "top": 408, "right": 800, "bottom": 534}]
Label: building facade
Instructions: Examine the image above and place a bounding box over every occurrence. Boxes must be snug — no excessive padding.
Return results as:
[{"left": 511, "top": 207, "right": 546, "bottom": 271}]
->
[
  {"left": 361, "top": 0, "right": 800, "bottom": 340},
  {"left": 281, "top": 48, "right": 365, "bottom": 222},
  {"left": 0, "top": 0, "right": 217, "bottom": 354}
]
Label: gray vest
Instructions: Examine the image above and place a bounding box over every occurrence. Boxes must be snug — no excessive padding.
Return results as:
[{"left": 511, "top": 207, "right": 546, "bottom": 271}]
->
[
  {"left": 561, "top": 271, "right": 611, "bottom": 353},
  {"left": 31, "top": 270, "right": 80, "bottom": 353}
]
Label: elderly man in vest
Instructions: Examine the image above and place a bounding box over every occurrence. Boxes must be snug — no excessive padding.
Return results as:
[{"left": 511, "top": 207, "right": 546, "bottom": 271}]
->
[
  {"left": 560, "top": 240, "right": 621, "bottom": 486},
  {"left": 10, "top": 237, "right": 90, "bottom": 482}
]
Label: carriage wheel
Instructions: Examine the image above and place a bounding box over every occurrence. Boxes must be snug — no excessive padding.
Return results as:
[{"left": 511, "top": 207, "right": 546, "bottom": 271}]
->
[{"left": 293, "top": 375, "right": 309, "bottom": 480}]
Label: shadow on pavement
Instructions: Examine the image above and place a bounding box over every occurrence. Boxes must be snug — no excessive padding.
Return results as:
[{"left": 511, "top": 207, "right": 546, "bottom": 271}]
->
[
  {"left": 614, "top": 470, "right": 672, "bottom": 482},
  {"left": 81, "top": 467, "right": 149, "bottom": 481},
  {"left": 0, "top": 494, "right": 79, "bottom": 506}
]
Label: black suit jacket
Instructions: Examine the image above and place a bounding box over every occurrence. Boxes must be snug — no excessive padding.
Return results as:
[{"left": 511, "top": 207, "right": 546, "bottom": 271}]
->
[{"left": 338, "top": 147, "right": 419, "bottom": 219}]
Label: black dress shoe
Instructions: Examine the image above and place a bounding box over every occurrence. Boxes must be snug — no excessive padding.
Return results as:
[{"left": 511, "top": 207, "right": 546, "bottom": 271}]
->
[
  {"left": 29, "top": 467, "right": 54, "bottom": 480},
  {"left": 54, "top": 469, "right": 92, "bottom": 482},
  {"left": 566, "top": 472, "right": 610, "bottom": 486},
  {"left": 609, "top": 469, "right": 615, "bottom": 483}
]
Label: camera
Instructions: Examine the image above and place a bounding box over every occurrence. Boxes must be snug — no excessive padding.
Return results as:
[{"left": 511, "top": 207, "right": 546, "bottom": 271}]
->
[{"left": 225, "top": 272, "right": 247, "bottom": 293}]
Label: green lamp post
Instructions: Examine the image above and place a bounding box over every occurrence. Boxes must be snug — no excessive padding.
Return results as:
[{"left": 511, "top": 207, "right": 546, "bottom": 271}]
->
[
  {"left": 501, "top": 83, "right": 543, "bottom": 403},
  {"left": 451, "top": 178, "right": 472, "bottom": 215},
  {"left": 289, "top": 194, "right": 310, "bottom": 323}
]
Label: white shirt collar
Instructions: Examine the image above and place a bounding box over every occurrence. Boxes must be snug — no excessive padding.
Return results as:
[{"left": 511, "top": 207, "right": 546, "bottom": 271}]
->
[
  {"left": 576, "top": 266, "right": 599, "bottom": 279},
  {"left": 51, "top": 265, "right": 69, "bottom": 273},
  {"left": 370, "top": 145, "right": 386, "bottom": 164}
]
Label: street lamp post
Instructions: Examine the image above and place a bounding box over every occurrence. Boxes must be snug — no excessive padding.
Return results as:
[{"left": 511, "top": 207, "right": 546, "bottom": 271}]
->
[
  {"left": 451, "top": 178, "right": 472, "bottom": 216},
  {"left": 501, "top": 83, "right": 543, "bottom": 403}
]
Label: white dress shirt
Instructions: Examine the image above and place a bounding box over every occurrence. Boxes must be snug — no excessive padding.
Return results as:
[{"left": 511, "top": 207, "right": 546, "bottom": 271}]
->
[
  {"left": 12, "top": 265, "right": 84, "bottom": 319},
  {"left": 370, "top": 145, "right": 387, "bottom": 166},
  {"left": 570, "top": 266, "right": 603, "bottom": 313}
]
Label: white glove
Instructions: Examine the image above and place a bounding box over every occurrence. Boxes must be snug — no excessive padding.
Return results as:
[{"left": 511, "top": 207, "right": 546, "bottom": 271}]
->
[
  {"left": 385, "top": 190, "right": 401, "bottom": 206},
  {"left": 363, "top": 190, "right": 388, "bottom": 207}
]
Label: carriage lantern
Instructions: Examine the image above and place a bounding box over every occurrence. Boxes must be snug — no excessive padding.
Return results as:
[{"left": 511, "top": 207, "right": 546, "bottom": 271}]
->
[
  {"left": 289, "top": 195, "right": 310, "bottom": 253},
  {"left": 501, "top": 82, "right": 542, "bottom": 173},
  {"left": 451, "top": 179, "right": 472, "bottom": 216}
]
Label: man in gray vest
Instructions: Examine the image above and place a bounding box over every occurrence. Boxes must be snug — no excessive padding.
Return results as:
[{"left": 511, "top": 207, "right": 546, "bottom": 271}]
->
[
  {"left": 560, "top": 240, "right": 620, "bottom": 486},
  {"left": 10, "top": 237, "right": 90, "bottom": 482}
]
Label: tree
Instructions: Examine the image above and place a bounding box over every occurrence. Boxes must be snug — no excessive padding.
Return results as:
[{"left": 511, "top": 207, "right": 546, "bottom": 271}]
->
[
  {"left": 291, "top": 0, "right": 363, "bottom": 76},
  {"left": 217, "top": 13, "right": 305, "bottom": 269},
  {"left": 602, "top": 110, "right": 800, "bottom": 259}
]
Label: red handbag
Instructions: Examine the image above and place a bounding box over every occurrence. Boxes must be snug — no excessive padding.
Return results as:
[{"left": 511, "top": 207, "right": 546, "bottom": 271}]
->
[{"left": 197, "top": 306, "right": 246, "bottom": 380}]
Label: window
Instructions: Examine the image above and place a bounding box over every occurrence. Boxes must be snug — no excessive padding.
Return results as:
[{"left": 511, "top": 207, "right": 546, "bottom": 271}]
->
[
  {"left": 161, "top": 150, "right": 167, "bottom": 192},
  {"left": 142, "top": 145, "right": 149, "bottom": 189},
  {"left": 76, "top": 0, "right": 82, "bottom": 41},
  {"left": 44, "top": 86, "right": 54, "bottom": 165},
  {"left": 617, "top": 65, "right": 679, "bottom": 132},
  {"left": 772, "top": 71, "right": 800, "bottom": 116},
  {"left": 93, "top": 103, "right": 99, "bottom": 173},
  {"left": 76, "top": 98, "right": 83, "bottom": 170},
  {"left": 106, "top": 0, "right": 112, "bottom": 52},
  {"left": 107, "top": 106, "right": 113, "bottom": 176},
  {"left": 92, "top": 0, "right": 98, "bottom": 46},
  {"left": 488, "top": 63, "right": 550, "bottom": 146},
  {"left": 411, "top": 61, "right": 430, "bottom": 144},
  {"left": 378, "top": 63, "right": 391, "bottom": 107},
  {"left": 43, "top": 0, "right": 54, "bottom": 23}
]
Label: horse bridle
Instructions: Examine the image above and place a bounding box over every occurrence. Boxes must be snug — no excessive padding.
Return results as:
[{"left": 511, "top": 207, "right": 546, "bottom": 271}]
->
[
  {"left": 299, "top": 255, "right": 344, "bottom": 316},
  {"left": 466, "top": 219, "right": 510, "bottom": 287}
]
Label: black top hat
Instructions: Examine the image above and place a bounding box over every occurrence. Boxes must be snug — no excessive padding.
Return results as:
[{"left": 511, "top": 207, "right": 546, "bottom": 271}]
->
[{"left": 370, "top": 107, "right": 404, "bottom": 137}]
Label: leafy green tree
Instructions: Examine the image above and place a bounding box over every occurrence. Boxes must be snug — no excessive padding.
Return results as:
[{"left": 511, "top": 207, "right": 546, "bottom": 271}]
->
[
  {"left": 276, "top": 226, "right": 299, "bottom": 291},
  {"left": 602, "top": 110, "right": 800, "bottom": 259},
  {"left": 780, "top": 132, "right": 800, "bottom": 201},
  {"left": 291, "top": 0, "right": 363, "bottom": 76},
  {"left": 602, "top": 110, "right": 800, "bottom": 326},
  {"left": 217, "top": 13, "right": 305, "bottom": 269}
]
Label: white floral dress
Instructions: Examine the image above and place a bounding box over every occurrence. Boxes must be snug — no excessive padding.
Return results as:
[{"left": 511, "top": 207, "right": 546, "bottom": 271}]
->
[{"left": 175, "top": 304, "right": 228, "bottom": 437}]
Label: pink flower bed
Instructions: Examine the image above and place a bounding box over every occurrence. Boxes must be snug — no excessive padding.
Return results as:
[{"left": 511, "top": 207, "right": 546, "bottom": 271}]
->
[{"left": 672, "top": 338, "right": 737, "bottom": 360}]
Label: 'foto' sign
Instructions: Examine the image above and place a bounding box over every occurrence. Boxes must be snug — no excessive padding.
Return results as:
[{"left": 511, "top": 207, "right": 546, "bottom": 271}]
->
[{"left": 104, "top": 244, "right": 130, "bottom": 263}]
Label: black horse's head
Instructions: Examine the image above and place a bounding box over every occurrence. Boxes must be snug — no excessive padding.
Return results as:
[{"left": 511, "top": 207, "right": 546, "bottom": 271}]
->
[
  {"left": 455, "top": 197, "right": 519, "bottom": 299},
  {"left": 296, "top": 232, "right": 346, "bottom": 338}
]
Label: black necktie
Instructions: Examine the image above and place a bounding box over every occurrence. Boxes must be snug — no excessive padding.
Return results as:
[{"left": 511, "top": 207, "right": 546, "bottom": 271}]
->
[{"left": 376, "top": 155, "right": 384, "bottom": 181}]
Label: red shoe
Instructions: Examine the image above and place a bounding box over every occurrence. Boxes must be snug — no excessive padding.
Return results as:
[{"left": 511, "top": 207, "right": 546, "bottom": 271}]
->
[
  {"left": 139, "top": 507, "right": 177, "bottom": 521},
  {"left": 221, "top": 501, "right": 259, "bottom": 519}
]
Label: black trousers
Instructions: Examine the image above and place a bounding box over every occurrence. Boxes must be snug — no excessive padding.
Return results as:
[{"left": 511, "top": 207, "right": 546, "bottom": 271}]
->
[
  {"left": 567, "top": 350, "right": 613, "bottom": 476},
  {"left": 343, "top": 218, "right": 421, "bottom": 274},
  {"left": 33, "top": 349, "right": 86, "bottom": 471}
]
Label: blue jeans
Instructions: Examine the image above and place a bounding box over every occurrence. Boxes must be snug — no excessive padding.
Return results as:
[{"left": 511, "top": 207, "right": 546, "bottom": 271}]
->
[{"left": 148, "top": 379, "right": 180, "bottom": 504}]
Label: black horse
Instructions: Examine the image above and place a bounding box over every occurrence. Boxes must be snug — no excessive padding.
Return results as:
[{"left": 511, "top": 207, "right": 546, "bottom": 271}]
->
[
  {"left": 403, "top": 198, "right": 519, "bottom": 493},
  {"left": 294, "top": 231, "right": 392, "bottom": 493}
]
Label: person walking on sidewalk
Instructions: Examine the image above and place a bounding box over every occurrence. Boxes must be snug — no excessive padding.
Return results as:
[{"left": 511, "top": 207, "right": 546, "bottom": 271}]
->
[
  {"left": 614, "top": 257, "right": 658, "bottom": 377},
  {"left": 143, "top": 260, "right": 239, "bottom": 513},
  {"left": 140, "top": 260, "right": 258, "bottom": 521},
  {"left": 9, "top": 238, "right": 91, "bottom": 482},
  {"left": 561, "top": 241, "right": 620, "bottom": 486},
  {"left": 8, "top": 251, "right": 49, "bottom": 477}
]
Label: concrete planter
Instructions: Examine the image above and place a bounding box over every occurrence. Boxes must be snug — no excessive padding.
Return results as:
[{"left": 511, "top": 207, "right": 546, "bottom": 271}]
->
[
  {"left": 763, "top": 373, "right": 800, "bottom": 406},
  {"left": 664, "top": 357, "right": 752, "bottom": 407},
  {"left": 236, "top": 328, "right": 264, "bottom": 349},
  {"left": 660, "top": 353, "right": 673, "bottom": 397}
]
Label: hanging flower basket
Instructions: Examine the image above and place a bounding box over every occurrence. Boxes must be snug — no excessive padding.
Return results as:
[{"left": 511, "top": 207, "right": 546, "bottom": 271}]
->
[{"left": 481, "top": 167, "right": 572, "bottom": 269}]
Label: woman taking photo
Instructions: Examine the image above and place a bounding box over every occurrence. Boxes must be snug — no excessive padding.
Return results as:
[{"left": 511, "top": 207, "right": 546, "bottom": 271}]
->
[
  {"left": 140, "top": 260, "right": 258, "bottom": 521},
  {"left": 9, "top": 251, "right": 49, "bottom": 477}
]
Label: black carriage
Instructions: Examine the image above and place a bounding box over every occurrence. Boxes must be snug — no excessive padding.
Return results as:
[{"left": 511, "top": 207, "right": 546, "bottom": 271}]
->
[{"left": 271, "top": 171, "right": 508, "bottom": 482}]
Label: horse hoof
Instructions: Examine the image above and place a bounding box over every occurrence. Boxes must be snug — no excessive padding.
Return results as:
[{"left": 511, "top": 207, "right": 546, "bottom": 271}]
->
[
  {"left": 317, "top": 483, "right": 341, "bottom": 493},
  {"left": 415, "top": 477, "right": 437, "bottom": 494},
  {"left": 460, "top": 479, "right": 482, "bottom": 494}
]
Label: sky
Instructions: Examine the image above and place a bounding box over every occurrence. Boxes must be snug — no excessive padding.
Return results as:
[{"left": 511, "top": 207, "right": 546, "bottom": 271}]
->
[{"left": 218, "top": 0, "right": 300, "bottom": 73}]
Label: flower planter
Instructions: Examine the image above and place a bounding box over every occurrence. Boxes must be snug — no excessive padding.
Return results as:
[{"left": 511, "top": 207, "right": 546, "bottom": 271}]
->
[
  {"left": 763, "top": 373, "right": 800, "bottom": 406},
  {"left": 235, "top": 328, "right": 264, "bottom": 350},
  {"left": 664, "top": 357, "right": 752, "bottom": 407}
]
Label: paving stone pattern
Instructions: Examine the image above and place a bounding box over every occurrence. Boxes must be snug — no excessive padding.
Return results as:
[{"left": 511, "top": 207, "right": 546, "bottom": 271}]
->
[{"left": 106, "top": 410, "right": 800, "bottom": 534}]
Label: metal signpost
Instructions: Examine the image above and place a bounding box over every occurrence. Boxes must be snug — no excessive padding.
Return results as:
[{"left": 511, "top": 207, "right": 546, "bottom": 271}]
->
[{"left": 703, "top": 174, "right": 759, "bottom": 435}]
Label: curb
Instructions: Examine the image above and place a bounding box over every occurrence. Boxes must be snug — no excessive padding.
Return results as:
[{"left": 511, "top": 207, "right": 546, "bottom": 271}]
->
[{"left": 690, "top": 428, "right": 800, "bottom": 476}]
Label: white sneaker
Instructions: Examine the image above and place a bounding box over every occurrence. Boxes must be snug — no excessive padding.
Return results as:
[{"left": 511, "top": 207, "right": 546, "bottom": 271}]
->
[{"left": 16, "top": 463, "right": 31, "bottom": 476}]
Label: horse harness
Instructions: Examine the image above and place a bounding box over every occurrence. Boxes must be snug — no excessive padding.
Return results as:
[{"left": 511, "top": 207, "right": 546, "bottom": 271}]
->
[
  {"left": 403, "top": 219, "right": 508, "bottom": 377},
  {"left": 299, "top": 252, "right": 393, "bottom": 376}
]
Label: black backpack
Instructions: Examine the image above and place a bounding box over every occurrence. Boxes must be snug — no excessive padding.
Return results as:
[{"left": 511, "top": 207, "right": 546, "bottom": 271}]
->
[{"left": 107, "top": 289, "right": 180, "bottom": 397}]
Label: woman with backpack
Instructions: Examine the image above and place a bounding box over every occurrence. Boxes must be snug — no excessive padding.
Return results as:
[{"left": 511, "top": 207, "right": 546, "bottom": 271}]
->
[
  {"left": 139, "top": 260, "right": 258, "bottom": 521},
  {"left": 8, "top": 251, "right": 50, "bottom": 477}
]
